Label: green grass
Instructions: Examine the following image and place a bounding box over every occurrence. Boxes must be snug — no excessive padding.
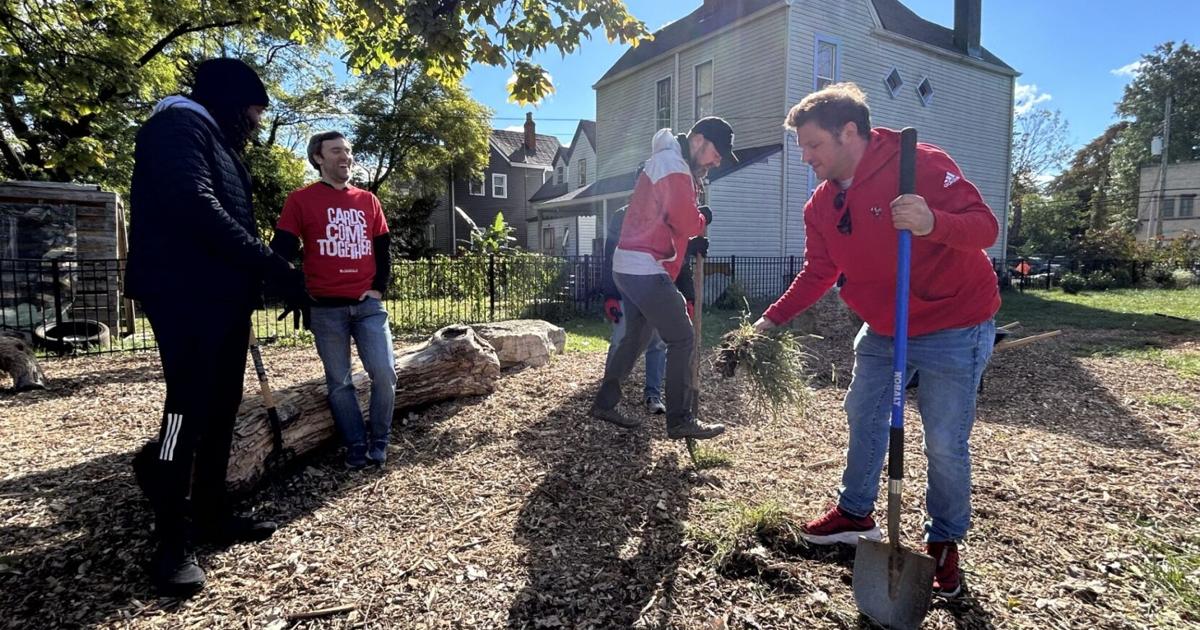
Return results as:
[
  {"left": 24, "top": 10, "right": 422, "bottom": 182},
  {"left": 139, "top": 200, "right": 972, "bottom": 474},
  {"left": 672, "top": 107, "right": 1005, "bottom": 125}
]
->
[
  {"left": 998, "top": 287, "right": 1200, "bottom": 333},
  {"left": 687, "top": 500, "right": 792, "bottom": 568},
  {"left": 689, "top": 443, "right": 734, "bottom": 470},
  {"left": 559, "top": 307, "right": 751, "bottom": 354},
  {"left": 1131, "top": 528, "right": 1200, "bottom": 623},
  {"left": 1142, "top": 393, "right": 1197, "bottom": 409}
]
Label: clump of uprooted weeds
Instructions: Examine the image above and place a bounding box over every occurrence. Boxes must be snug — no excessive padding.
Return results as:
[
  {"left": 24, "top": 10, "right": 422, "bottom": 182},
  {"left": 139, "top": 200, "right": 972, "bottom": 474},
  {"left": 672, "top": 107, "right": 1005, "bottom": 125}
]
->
[
  {"left": 686, "top": 500, "right": 809, "bottom": 590},
  {"left": 714, "top": 309, "right": 812, "bottom": 422}
]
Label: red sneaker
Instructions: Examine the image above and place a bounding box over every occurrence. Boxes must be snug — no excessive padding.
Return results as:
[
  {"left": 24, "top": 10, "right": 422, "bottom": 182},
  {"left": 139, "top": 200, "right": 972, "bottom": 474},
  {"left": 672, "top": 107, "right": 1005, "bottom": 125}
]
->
[
  {"left": 800, "top": 505, "right": 882, "bottom": 545},
  {"left": 926, "top": 541, "right": 962, "bottom": 598}
]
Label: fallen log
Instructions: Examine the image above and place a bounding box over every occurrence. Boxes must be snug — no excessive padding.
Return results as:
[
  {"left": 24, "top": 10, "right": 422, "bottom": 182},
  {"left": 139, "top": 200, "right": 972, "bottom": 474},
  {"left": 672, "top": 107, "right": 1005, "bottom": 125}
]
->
[
  {"left": 0, "top": 333, "right": 47, "bottom": 391},
  {"left": 225, "top": 324, "right": 500, "bottom": 494}
]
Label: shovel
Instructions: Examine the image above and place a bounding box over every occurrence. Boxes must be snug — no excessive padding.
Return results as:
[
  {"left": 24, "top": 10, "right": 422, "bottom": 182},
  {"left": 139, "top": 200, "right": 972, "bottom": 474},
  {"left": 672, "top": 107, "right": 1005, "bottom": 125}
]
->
[
  {"left": 248, "top": 329, "right": 293, "bottom": 472},
  {"left": 851, "top": 127, "right": 935, "bottom": 629},
  {"left": 685, "top": 221, "right": 708, "bottom": 465}
]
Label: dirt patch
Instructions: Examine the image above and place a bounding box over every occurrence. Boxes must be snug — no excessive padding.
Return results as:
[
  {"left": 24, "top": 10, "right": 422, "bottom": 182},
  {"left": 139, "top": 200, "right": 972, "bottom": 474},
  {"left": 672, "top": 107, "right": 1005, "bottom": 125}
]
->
[{"left": 1, "top": 326, "right": 1198, "bottom": 628}]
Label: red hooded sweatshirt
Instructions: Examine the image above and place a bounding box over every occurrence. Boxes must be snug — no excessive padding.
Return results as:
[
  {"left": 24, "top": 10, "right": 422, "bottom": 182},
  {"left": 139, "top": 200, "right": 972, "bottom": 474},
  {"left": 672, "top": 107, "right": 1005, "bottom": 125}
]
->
[
  {"left": 763, "top": 128, "right": 1000, "bottom": 337},
  {"left": 614, "top": 129, "right": 708, "bottom": 280}
]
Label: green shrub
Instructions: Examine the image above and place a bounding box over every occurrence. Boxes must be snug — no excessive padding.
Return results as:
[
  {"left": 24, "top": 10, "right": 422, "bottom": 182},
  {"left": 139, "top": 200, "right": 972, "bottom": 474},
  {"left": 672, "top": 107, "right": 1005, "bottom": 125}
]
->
[
  {"left": 1109, "top": 266, "right": 1133, "bottom": 288},
  {"left": 1149, "top": 263, "right": 1176, "bottom": 288},
  {"left": 1171, "top": 268, "right": 1198, "bottom": 290},
  {"left": 1060, "top": 273, "right": 1086, "bottom": 294},
  {"left": 713, "top": 280, "right": 748, "bottom": 310},
  {"left": 1085, "top": 270, "right": 1114, "bottom": 291}
]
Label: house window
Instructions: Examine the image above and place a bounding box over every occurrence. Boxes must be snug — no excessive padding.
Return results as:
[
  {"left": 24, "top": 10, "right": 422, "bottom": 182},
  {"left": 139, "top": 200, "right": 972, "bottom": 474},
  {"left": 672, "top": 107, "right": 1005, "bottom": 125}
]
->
[
  {"left": 542, "top": 227, "right": 555, "bottom": 254},
  {"left": 1161, "top": 195, "right": 1176, "bottom": 218},
  {"left": 884, "top": 68, "right": 903, "bottom": 97},
  {"left": 469, "top": 176, "right": 485, "bottom": 196},
  {"left": 917, "top": 77, "right": 934, "bottom": 107},
  {"left": 656, "top": 77, "right": 672, "bottom": 130},
  {"left": 556, "top": 165, "right": 565, "bottom": 184},
  {"left": 492, "top": 173, "right": 508, "bottom": 198},
  {"left": 1180, "top": 195, "right": 1195, "bottom": 218},
  {"left": 543, "top": 169, "right": 552, "bottom": 184},
  {"left": 577, "top": 158, "right": 588, "bottom": 187},
  {"left": 694, "top": 61, "right": 713, "bottom": 120},
  {"left": 815, "top": 36, "right": 839, "bottom": 89}
]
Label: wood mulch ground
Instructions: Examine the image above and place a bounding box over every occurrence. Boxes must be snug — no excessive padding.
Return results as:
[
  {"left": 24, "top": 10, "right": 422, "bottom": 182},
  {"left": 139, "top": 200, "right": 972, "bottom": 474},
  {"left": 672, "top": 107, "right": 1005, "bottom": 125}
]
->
[{"left": 1, "top": 319, "right": 1198, "bottom": 629}]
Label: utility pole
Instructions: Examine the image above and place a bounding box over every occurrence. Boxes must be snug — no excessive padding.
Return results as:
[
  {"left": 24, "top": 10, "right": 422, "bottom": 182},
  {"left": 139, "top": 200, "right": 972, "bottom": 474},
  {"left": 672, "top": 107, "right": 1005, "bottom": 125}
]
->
[{"left": 1149, "top": 96, "right": 1172, "bottom": 242}]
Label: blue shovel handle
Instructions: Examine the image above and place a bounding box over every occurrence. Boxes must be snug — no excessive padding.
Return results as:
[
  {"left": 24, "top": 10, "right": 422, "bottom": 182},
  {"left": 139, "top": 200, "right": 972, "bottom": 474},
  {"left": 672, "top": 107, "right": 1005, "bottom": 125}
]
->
[{"left": 886, "top": 128, "right": 918, "bottom": 538}]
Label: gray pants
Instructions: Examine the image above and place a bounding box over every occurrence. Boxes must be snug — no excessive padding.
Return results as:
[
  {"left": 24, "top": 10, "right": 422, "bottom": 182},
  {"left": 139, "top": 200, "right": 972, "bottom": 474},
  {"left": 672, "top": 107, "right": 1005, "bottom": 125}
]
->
[{"left": 594, "top": 272, "right": 696, "bottom": 425}]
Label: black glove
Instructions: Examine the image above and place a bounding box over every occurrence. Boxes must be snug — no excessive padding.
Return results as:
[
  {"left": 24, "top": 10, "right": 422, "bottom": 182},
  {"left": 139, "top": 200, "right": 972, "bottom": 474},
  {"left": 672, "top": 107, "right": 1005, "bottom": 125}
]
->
[
  {"left": 698, "top": 205, "right": 713, "bottom": 226},
  {"left": 687, "top": 236, "right": 709, "bottom": 258},
  {"left": 278, "top": 301, "right": 311, "bottom": 331},
  {"left": 264, "top": 255, "right": 314, "bottom": 329}
]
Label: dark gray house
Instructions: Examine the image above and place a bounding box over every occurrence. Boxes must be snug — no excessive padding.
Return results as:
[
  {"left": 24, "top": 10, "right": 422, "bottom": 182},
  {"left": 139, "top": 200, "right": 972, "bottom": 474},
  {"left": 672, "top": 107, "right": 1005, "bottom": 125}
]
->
[{"left": 429, "top": 114, "right": 561, "bottom": 254}]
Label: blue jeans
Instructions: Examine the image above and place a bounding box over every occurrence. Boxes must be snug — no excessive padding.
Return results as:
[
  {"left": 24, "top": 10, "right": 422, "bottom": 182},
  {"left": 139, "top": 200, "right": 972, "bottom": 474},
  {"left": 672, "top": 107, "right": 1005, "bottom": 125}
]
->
[
  {"left": 838, "top": 320, "right": 995, "bottom": 542},
  {"left": 606, "top": 299, "right": 667, "bottom": 399},
  {"left": 310, "top": 297, "right": 397, "bottom": 450}
]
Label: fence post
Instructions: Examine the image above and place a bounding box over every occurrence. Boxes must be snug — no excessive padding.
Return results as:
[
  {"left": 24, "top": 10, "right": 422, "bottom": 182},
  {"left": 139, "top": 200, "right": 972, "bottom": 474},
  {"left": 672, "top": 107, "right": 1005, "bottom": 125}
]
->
[
  {"left": 51, "top": 259, "right": 63, "bottom": 323},
  {"left": 789, "top": 255, "right": 795, "bottom": 277},
  {"left": 488, "top": 254, "right": 496, "bottom": 321}
]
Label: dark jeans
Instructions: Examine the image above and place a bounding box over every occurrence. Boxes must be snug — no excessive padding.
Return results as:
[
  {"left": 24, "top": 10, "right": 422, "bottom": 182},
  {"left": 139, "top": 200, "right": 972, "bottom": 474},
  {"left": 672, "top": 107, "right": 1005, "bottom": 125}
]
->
[
  {"left": 594, "top": 272, "right": 696, "bottom": 425},
  {"left": 140, "top": 298, "right": 252, "bottom": 540}
]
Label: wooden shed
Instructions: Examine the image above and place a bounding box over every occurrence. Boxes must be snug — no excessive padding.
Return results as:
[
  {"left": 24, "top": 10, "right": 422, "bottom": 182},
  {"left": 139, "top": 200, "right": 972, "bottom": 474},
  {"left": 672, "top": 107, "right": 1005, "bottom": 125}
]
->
[{"left": 0, "top": 181, "right": 127, "bottom": 334}]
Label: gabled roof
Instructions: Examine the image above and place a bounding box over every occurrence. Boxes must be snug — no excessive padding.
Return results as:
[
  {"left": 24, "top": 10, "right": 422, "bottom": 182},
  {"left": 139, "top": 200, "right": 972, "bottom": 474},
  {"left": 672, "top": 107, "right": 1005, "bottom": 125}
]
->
[
  {"left": 490, "top": 130, "right": 561, "bottom": 167},
  {"left": 596, "top": 0, "right": 781, "bottom": 85},
  {"left": 596, "top": 0, "right": 1011, "bottom": 86},
  {"left": 530, "top": 180, "right": 569, "bottom": 203},
  {"left": 870, "top": 0, "right": 1013, "bottom": 71},
  {"left": 555, "top": 120, "right": 598, "bottom": 166}
]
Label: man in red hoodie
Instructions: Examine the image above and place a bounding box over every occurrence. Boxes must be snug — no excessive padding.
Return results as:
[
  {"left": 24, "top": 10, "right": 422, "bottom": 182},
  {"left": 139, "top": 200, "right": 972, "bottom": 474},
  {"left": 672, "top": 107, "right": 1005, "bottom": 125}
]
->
[
  {"left": 590, "top": 117, "right": 736, "bottom": 440},
  {"left": 754, "top": 83, "right": 999, "bottom": 598}
]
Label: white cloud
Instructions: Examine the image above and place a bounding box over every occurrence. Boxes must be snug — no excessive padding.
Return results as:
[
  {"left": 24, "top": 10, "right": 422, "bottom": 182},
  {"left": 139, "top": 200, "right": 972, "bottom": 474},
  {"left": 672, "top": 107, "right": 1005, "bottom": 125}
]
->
[
  {"left": 1013, "top": 81, "right": 1052, "bottom": 115},
  {"left": 503, "top": 125, "right": 524, "bottom": 132},
  {"left": 1110, "top": 60, "right": 1145, "bottom": 78}
]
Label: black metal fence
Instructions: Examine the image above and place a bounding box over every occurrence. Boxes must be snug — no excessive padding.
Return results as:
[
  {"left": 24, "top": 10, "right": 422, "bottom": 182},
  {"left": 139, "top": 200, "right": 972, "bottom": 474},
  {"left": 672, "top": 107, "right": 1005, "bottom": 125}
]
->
[{"left": 0, "top": 255, "right": 805, "bottom": 356}]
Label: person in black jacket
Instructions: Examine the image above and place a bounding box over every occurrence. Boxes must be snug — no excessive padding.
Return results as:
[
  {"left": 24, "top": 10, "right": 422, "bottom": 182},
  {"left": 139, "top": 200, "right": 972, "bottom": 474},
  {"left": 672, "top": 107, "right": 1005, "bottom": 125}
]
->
[
  {"left": 125, "top": 58, "right": 310, "bottom": 597},
  {"left": 601, "top": 206, "right": 700, "bottom": 414}
]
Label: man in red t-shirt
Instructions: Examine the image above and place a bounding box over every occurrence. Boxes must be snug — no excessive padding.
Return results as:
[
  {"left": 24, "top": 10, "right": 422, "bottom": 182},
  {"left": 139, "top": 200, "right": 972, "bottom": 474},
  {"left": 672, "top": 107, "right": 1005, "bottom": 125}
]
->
[
  {"left": 271, "top": 131, "right": 396, "bottom": 469},
  {"left": 754, "top": 83, "right": 999, "bottom": 598}
]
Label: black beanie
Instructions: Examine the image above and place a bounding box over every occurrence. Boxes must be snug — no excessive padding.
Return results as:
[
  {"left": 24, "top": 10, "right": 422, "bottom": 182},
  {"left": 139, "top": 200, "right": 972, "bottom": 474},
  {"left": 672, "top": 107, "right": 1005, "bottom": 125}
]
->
[{"left": 191, "top": 58, "right": 270, "bottom": 110}]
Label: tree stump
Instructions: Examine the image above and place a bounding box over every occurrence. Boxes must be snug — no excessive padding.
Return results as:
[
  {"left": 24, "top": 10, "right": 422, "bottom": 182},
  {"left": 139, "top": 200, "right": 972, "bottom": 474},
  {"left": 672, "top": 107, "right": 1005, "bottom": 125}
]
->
[
  {"left": 0, "top": 333, "right": 47, "bottom": 392},
  {"left": 225, "top": 324, "right": 500, "bottom": 494}
]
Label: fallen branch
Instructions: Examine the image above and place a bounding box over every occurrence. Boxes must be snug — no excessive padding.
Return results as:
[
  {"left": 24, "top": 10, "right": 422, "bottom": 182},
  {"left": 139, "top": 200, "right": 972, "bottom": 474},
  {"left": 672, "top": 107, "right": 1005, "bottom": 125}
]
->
[
  {"left": 994, "top": 330, "right": 1062, "bottom": 352},
  {"left": 287, "top": 604, "right": 356, "bottom": 621}
]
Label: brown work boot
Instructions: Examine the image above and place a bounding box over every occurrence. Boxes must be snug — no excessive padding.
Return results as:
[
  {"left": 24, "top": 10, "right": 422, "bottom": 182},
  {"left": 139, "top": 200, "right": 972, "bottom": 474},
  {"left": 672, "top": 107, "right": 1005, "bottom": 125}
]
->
[
  {"left": 666, "top": 416, "right": 724, "bottom": 440},
  {"left": 590, "top": 404, "right": 642, "bottom": 429}
]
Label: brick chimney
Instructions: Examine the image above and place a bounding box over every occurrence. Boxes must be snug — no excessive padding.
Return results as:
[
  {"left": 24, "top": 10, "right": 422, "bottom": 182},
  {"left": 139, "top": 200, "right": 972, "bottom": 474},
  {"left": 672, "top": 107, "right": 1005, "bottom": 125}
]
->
[
  {"left": 524, "top": 112, "right": 536, "bottom": 152},
  {"left": 953, "top": 0, "right": 982, "bottom": 59}
]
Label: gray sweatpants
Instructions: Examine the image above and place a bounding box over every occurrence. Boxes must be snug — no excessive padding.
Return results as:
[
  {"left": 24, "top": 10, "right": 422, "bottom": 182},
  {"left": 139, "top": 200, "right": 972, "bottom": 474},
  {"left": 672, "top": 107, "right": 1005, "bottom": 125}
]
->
[{"left": 594, "top": 271, "right": 696, "bottom": 425}]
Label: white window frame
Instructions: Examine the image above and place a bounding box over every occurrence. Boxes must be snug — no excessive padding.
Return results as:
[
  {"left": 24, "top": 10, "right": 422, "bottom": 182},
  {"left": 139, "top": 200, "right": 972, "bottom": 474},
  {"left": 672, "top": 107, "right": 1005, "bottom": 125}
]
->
[
  {"left": 655, "top": 76, "right": 673, "bottom": 131},
  {"left": 694, "top": 60, "right": 714, "bottom": 121},
  {"left": 556, "top": 165, "right": 565, "bottom": 184},
  {"left": 492, "top": 173, "right": 508, "bottom": 199},
  {"left": 542, "top": 226, "right": 555, "bottom": 254},
  {"left": 917, "top": 77, "right": 934, "bottom": 107},
  {"left": 469, "top": 176, "right": 485, "bottom": 196},
  {"left": 577, "top": 158, "right": 588, "bottom": 187},
  {"left": 883, "top": 67, "right": 904, "bottom": 98},
  {"left": 813, "top": 34, "right": 841, "bottom": 90},
  {"left": 543, "top": 169, "right": 552, "bottom": 184}
]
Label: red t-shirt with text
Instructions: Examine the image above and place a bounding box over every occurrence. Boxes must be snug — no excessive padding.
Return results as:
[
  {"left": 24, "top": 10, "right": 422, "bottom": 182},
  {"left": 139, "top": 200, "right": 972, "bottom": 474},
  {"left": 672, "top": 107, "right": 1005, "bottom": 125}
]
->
[{"left": 276, "top": 183, "right": 389, "bottom": 299}]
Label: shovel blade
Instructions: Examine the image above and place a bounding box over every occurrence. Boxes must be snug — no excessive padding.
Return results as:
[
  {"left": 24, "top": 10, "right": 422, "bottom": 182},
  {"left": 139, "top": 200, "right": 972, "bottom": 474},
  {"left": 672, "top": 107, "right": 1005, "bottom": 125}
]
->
[{"left": 853, "top": 536, "right": 935, "bottom": 630}]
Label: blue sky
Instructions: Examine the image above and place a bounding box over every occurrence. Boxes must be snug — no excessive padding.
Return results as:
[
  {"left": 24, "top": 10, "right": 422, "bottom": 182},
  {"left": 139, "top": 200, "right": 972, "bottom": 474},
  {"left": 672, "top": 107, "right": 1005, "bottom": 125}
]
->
[{"left": 462, "top": 0, "right": 1198, "bottom": 160}]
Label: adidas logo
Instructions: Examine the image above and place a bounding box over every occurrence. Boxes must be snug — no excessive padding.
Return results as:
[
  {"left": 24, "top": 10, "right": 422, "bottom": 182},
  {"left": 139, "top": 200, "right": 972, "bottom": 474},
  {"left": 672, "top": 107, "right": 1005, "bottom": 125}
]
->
[{"left": 943, "top": 172, "right": 960, "bottom": 188}]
